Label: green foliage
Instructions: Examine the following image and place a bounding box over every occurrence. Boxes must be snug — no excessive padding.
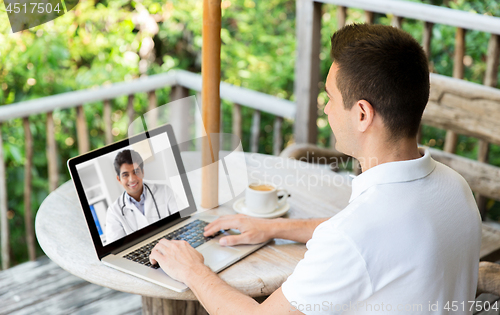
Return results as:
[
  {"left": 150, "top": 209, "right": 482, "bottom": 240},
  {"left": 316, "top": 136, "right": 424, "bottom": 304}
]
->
[{"left": 1, "top": 0, "right": 500, "bottom": 267}]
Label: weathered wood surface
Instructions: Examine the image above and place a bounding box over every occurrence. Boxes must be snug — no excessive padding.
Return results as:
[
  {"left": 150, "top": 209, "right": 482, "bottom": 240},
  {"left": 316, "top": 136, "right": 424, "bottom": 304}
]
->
[
  {"left": 0, "top": 123, "right": 9, "bottom": 270},
  {"left": 232, "top": 103, "right": 242, "bottom": 140},
  {"left": 169, "top": 85, "right": 191, "bottom": 152},
  {"left": 480, "top": 224, "right": 500, "bottom": 260},
  {"left": 273, "top": 117, "right": 283, "bottom": 156},
  {"left": 0, "top": 70, "right": 295, "bottom": 123},
  {"left": 363, "top": 10, "right": 374, "bottom": 24},
  {"left": 318, "top": 0, "right": 500, "bottom": 35},
  {"left": 485, "top": 34, "right": 500, "bottom": 88},
  {"left": 474, "top": 293, "right": 500, "bottom": 315},
  {"left": 46, "top": 112, "right": 59, "bottom": 192},
  {"left": 35, "top": 152, "right": 352, "bottom": 300},
  {"left": 443, "top": 27, "right": 466, "bottom": 154},
  {"left": 0, "top": 256, "right": 142, "bottom": 315},
  {"left": 127, "top": 94, "right": 135, "bottom": 124},
  {"left": 336, "top": 5, "right": 346, "bottom": 28},
  {"left": 142, "top": 296, "right": 208, "bottom": 315},
  {"left": 477, "top": 33, "right": 500, "bottom": 216},
  {"left": 147, "top": 91, "right": 158, "bottom": 129},
  {"left": 176, "top": 71, "right": 296, "bottom": 119},
  {"left": 103, "top": 99, "right": 113, "bottom": 145},
  {"left": 76, "top": 105, "right": 89, "bottom": 154},
  {"left": 294, "top": 0, "right": 322, "bottom": 144},
  {"left": 422, "top": 22, "right": 434, "bottom": 62},
  {"left": 22, "top": 118, "right": 36, "bottom": 262},
  {"left": 250, "top": 110, "right": 261, "bottom": 153},
  {"left": 391, "top": 15, "right": 402, "bottom": 28},
  {"left": 422, "top": 74, "right": 500, "bottom": 146}
]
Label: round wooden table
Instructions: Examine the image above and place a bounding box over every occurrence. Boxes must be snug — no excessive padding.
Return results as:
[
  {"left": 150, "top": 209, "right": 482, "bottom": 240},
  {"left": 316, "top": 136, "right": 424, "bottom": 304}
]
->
[{"left": 35, "top": 152, "right": 352, "bottom": 314}]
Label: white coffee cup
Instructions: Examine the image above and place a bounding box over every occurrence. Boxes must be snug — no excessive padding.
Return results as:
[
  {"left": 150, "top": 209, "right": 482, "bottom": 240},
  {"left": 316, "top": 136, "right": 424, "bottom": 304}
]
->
[{"left": 245, "top": 182, "right": 288, "bottom": 214}]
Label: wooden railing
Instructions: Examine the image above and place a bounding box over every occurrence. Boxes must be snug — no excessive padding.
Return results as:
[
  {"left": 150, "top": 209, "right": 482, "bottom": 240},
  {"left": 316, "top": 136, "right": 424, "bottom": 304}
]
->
[
  {"left": 294, "top": 0, "right": 500, "bottom": 213},
  {"left": 0, "top": 70, "right": 296, "bottom": 269}
]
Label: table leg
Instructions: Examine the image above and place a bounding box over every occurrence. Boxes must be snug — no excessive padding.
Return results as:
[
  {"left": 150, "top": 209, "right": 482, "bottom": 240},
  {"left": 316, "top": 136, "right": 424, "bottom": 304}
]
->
[{"left": 141, "top": 296, "right": 208, "bottom": 315}]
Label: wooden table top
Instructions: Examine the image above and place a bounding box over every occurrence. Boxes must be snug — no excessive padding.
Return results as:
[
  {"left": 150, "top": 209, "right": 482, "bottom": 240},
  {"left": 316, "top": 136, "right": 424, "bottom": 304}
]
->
[{"left": 35, "top": 152, "right": 352, "bottom": 300}]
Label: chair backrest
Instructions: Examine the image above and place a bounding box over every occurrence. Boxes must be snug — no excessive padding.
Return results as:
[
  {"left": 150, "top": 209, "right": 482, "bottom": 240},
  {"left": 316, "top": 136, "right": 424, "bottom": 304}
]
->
[
  {"left": 477, "top": 261, "right": 500, "bottom": 297},
  {"left": 424, "top": 74, "right": 500, "bottom": 146}
]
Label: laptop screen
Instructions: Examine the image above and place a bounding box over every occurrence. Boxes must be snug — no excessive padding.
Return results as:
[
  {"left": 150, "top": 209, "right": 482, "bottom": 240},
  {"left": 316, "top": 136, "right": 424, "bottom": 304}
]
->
[{"left": 71, "top": 127, "right": 191, "bottom": 247}]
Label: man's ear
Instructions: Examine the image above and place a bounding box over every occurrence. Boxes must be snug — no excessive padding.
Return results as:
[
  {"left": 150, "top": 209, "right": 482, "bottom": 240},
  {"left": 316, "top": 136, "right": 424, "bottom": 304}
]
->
[
  {"left": 116, "top": 175, "right": 120, "bottom": 182},
  {"left": 354, "top": 100, "right": 375, "bottom": 132}
]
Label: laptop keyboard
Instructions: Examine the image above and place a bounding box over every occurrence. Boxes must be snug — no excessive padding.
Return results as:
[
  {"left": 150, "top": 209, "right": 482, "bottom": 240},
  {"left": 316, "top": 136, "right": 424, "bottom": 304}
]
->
[{"left": 123, "top": 219, "right": 221, "bottom": 269}]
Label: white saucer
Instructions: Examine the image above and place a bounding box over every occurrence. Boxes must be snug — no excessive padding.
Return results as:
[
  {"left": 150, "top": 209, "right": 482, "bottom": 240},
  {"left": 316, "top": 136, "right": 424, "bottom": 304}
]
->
[{"left": 232, "top": 197, "right": 290, "bottom": 218}]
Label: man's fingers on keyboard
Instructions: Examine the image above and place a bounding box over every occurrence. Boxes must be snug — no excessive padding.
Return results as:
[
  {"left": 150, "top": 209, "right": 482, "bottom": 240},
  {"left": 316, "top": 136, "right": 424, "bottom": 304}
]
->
[
  {"left": 203, "top": 221, "right": 236, "bottom": 236},
  {"left": 219, "top": 234, "right": 246, "bottom": 246},
  {"left": 149, "top": 251, "right": 159, "bottom": 265},
  {"left": 204, "top": 215, "right": 242, "bottom": 231}
]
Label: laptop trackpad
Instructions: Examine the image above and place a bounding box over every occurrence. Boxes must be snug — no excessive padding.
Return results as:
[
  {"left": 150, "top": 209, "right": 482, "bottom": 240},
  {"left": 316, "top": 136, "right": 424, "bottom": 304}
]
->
[{"left": 200, "top": 243, "right": 239, "bottom": 268}]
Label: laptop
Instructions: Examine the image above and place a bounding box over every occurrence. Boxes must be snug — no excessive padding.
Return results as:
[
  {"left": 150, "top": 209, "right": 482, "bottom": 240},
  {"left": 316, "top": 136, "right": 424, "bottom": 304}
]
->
[{"left": 67, "top": 123, "right": 267, "bottom": 292}]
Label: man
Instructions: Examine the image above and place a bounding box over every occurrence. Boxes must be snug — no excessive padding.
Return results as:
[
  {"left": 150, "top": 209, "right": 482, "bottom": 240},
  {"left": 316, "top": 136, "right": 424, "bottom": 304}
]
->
[
  {"left": 105, "top": 149, "right": 178, "bottom": 244},
  {"left": 149, "top": 24, "right": 481, "bottom": 314}
]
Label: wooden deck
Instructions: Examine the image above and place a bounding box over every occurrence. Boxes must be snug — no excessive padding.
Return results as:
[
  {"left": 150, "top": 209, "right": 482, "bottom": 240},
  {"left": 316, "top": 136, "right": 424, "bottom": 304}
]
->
[
  {"left": 0, "top": 256, "right": 141, "bottom": 315},
  {"left": 1, "top": 256, "right": 500, "bottom": 314}
]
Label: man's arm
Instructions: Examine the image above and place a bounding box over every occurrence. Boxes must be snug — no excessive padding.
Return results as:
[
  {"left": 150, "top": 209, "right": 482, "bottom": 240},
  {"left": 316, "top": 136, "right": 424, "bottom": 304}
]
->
[
  {"left": 150, "top": 240, "right": 303, "bottom": 315},
  {"left": 203, "top": 214, "right": 328, "bottom": 245}
]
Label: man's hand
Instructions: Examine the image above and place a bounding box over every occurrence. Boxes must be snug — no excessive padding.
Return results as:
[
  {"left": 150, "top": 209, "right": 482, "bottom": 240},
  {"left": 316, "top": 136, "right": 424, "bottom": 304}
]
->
[
  {"left": 203, "top": 214, "right": 274, "bottom": 246},
  {"left": 149, "top": 239, "right": 210, "bottom": 285}
]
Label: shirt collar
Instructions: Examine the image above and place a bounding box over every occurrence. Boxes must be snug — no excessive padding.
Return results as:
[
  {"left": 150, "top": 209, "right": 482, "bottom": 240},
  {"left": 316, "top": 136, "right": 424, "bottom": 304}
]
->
[
  {"left": 349, "top": 147, "right": 436, "bottom": 203},
  {"left": 127, "top": 188, "right": 146, "bottom": 205}
]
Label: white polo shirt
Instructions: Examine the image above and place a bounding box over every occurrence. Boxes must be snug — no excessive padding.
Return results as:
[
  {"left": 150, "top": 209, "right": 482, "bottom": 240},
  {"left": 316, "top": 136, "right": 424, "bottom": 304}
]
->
[{"left": 282, "top": 148, "right": 481, "bottom": 314}]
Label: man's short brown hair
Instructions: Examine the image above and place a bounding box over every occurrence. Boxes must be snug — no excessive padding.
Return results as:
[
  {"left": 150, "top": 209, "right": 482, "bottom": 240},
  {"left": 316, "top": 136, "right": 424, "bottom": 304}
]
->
[{"left": 330, "top": 24, "right": 429, "bottom": 139}]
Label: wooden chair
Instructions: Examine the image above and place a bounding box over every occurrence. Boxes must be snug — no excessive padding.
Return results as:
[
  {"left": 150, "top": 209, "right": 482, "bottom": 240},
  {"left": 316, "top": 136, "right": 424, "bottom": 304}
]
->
[{"left": 477, "top": 262, "right": 500, "bottom": 297}]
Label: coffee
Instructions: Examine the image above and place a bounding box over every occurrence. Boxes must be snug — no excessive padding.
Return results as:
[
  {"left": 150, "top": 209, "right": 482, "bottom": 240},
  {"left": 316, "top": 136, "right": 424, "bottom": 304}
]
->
[
  {"left": 246, "top": 182, "right": 288, "bottom": 214},
  {"left": 249, "top": 184, "right": 274, "bottom": 192}
]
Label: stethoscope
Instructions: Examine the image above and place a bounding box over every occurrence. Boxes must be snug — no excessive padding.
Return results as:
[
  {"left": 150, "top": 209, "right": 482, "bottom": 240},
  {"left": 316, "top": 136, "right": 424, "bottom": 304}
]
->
[{"left": 120, "top": 183, "right": 161, "bottom": 219}]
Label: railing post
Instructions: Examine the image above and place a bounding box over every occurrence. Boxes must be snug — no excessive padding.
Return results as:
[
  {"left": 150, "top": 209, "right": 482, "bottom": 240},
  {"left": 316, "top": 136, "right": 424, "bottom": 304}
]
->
[
  {"left": 330, "top": 4, "right": 346, "bottom": 148},
  {"left": 170, "top": 85, "right": 191, "bottom": 151},
  {"left": 391, "top": 15, "right": 403, "bottom": 28},
  {"left": 201, "top": 0, "right": 221, "bottom": 209},
  {"left": 422, "top": 22, "right": 434, "bottom": 63},
  {"left": 337, "top": 6, "right": 346, "bottom": 28},
  {"left": 76, "top": 105, "right": 90, "bottom": 154},
  {"left": 294, "top": 0, "right": 322, "bottom": 144},
  {"left": 250, "top": 110, "right": 261, "bottom": 153},
  {"left": 444, "top": 27, "right": 466, "bottom": 154},
  {"left": 46, "top": 112, "right": 59, "bottom": 192},
  {"left": 103, "top": 100, "right": 113, "bottom": 145},
  {"left": 273, "top": 117, "right": 283, "bottom": 156},
  {"left": 232, "top": 104, "right": 242, "bottom": 141},
  {"left": 147, "top": 90, "right": 158, "bottom": 128},
  {"left": 195, "top": 92, "right": 203, "bottom": 152},
  {"left": 476, "top": 33, "right": 500, "bottom": 218},
  {"left": 127, "top": 95, "right": 135, "bottom": 124},
  {"left": 365, "top": 10, "right": 374, "bottom": 24},
  {"left": 23, "top": 118, "right": 36, "bottom": 261},
  {"left": 417, "top": 21, "right": 434, "bottom": 144},
  {"left": 0, "top": 123, "right": 9, "bottom": 270}
]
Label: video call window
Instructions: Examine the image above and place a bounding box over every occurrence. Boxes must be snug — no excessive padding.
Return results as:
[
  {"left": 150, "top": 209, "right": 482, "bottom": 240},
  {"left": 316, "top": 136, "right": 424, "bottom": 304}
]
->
[{"left": 75, "top": 133, "right": 189, "bottom": 246}]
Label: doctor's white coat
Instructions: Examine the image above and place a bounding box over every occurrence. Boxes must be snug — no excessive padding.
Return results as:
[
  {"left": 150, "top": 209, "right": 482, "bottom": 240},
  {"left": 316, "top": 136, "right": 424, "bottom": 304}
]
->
[{"left": 105, "top": 182, "right": 178, "bottom": 244}]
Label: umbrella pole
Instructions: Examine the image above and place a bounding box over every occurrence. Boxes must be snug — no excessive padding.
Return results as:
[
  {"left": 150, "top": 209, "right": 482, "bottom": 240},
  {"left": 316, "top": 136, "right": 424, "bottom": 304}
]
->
[{"left": 201, "top": 0, "right": 221, "bottom": 209}]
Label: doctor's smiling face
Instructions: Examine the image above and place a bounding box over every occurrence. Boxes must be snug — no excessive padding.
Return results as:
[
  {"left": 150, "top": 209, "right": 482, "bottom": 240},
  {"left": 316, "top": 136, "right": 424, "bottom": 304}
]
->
[
  {"left": 114, "top": 149, "right": 145, "bottom": 202},
  {"left": 117, "top": 162, "right": 144, "bottom": 201}
]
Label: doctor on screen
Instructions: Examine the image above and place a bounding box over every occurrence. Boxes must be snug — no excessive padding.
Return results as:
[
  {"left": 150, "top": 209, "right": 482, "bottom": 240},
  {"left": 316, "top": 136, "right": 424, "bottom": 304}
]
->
[{"left": 105, "top": 149, "right": 178, "bottom": 244}]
